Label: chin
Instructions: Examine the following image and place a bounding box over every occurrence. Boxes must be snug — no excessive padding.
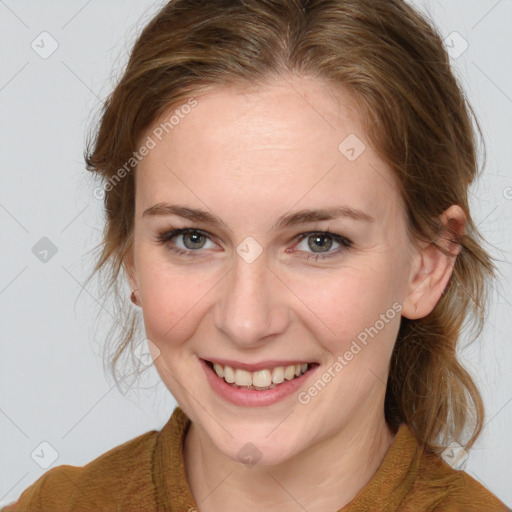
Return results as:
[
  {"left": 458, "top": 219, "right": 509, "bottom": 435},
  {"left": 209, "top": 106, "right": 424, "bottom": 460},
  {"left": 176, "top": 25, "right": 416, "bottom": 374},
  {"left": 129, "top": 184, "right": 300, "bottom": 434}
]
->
[
  {"left": 210, "top": 424, "right": 305, "bottom": 467},
  {"left": 225, "top": 441, "right": 297, "bottom": 467}
]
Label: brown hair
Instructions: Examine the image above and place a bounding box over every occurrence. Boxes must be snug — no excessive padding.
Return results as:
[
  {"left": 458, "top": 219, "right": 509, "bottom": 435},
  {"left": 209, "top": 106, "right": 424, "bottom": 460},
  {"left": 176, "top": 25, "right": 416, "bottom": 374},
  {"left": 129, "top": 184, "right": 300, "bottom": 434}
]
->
[{"left": 84, "top": 0, "right": 498, "bottom": 453}]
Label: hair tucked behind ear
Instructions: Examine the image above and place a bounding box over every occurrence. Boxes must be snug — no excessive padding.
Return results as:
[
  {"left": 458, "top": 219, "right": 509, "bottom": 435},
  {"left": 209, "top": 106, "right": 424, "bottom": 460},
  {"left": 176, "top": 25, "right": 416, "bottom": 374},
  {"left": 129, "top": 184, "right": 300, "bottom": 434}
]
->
[{"left": 84, "top": 0, "right": 498, "bottom": 453}]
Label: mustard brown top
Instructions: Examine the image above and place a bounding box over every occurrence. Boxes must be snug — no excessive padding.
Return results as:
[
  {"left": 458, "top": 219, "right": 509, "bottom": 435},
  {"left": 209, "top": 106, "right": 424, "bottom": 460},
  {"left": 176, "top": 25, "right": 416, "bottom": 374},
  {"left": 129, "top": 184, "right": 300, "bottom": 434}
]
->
[{"left": 2, "top": 406, "right": 509, "bottom": 511}]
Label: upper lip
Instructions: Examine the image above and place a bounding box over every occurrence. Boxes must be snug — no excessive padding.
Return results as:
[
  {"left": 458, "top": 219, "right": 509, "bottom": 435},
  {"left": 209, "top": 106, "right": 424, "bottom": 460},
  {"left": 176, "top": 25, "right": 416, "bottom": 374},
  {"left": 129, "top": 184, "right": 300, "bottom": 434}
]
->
[{"left": 202, "top": 357, "right": 317, "bottom": 372}]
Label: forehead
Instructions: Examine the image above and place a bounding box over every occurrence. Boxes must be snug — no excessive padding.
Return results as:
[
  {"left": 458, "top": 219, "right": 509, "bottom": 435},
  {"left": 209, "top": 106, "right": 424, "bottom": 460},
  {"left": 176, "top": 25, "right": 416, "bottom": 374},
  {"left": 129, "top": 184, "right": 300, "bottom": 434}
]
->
[{"left": 135, "top": 75, "right": 403, "bottom": 229}]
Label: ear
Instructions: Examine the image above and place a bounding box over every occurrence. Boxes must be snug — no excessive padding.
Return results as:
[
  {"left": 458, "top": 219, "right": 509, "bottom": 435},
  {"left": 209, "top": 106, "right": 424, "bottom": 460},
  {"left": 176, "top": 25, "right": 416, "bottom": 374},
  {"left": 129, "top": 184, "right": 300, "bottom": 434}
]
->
[
  {"left": 123, "top": 245, "right": 138, "bottom": 293},
  {"left": 401, "top": 204, "right": 465, "bottom": 320}
]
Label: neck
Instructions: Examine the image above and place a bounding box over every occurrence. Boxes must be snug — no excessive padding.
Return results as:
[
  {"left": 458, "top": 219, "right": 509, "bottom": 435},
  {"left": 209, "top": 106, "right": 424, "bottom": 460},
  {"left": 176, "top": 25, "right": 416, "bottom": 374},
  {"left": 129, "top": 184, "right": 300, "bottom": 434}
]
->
[{"left": 183, "top": 398, "right": 395, "bottom": 512}]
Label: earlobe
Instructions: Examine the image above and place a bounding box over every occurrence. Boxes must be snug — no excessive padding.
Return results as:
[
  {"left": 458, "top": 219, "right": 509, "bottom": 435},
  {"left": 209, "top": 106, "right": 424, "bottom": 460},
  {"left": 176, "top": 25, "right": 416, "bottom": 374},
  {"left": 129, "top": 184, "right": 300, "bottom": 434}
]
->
[
  {"left": 125, "top": 256, "right": 141, "bottom": 307},
  {"left": 401, "top": 205, "right": 465, "bottom": 320}
]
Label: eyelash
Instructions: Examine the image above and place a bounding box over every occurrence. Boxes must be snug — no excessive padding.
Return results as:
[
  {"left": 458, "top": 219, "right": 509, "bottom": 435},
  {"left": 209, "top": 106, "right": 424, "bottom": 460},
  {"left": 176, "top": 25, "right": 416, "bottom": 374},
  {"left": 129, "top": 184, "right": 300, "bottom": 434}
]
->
[{"left": 155, "top": 227, "right": 353, "bottom": 261}]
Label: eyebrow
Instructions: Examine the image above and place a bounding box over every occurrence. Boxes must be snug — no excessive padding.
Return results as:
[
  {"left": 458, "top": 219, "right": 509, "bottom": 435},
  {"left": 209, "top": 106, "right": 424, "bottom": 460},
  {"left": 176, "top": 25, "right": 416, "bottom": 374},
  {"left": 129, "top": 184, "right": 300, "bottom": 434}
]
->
[{"left": 143, "top": 203, "right": 374, "bottom": 230}]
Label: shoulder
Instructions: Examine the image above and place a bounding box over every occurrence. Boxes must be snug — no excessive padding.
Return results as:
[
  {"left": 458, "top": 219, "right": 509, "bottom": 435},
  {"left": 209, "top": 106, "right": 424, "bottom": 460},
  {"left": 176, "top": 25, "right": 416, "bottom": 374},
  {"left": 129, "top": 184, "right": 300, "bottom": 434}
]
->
[
  {"left": 2, "top": 429, "right": 160, "bottom": 512},
  {"left": 406, "top": 449, "right": 510, "bottom": 511}
]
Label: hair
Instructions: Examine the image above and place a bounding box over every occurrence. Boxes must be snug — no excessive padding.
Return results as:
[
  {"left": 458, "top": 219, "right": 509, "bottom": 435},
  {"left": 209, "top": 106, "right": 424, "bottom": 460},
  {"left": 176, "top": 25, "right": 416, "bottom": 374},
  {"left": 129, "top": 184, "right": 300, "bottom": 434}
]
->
[{"left": 83, "top": 0, "right": 498, "bottom": 454}]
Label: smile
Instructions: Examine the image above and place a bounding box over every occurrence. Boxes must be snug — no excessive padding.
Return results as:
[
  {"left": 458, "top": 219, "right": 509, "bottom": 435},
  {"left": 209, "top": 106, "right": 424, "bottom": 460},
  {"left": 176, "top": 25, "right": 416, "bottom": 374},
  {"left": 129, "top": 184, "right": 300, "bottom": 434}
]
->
[{"left": 205, "top": 360, "right": 316, "bottom": 390}]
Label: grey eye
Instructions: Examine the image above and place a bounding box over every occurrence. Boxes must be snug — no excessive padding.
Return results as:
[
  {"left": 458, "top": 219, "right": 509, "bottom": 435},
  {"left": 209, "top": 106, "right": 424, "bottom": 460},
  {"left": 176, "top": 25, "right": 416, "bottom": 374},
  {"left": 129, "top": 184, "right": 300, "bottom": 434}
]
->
[
  {"left": 306, "top": 234, "right": 335, "bottom": 253},
  {"left": 181, "top": 232, "right": 208, "bottom": 250}
]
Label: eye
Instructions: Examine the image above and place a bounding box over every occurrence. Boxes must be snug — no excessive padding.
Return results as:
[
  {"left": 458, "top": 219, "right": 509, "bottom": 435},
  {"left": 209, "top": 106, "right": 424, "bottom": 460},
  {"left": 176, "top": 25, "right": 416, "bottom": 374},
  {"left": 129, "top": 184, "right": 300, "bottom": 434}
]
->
[
  {"left": 292, "top": 231, "right": 352, "bottom": 261},
  {"left": 155, "top": 228, "right": 217, "bottom": 257}
]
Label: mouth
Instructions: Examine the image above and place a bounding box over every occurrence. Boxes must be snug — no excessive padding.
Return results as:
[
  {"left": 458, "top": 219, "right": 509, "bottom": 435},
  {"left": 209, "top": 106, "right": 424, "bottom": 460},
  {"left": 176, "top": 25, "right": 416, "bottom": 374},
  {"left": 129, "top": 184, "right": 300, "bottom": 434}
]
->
[{"left": 203, "top": 359, "right": 319, "bottom": 391}]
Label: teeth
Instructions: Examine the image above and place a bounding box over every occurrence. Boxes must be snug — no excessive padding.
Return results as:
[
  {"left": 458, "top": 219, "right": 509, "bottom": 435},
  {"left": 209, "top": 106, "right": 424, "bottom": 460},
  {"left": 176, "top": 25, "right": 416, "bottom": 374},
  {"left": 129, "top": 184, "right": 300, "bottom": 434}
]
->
[
  {"left": 252, "top": 369, "right": 272, "bottom": 388},
  {"left": 235, "top": 368, "right": 252, "bottom": 386},
  {"left": 223, "top": 365, "right": 235, "bottom": 384},
  {"left": 284, "top": 365, "right": 296, "bottom": 380},
  {"left": 213, "top": 363, "right": 224, "bottom": 378},
  {"left": 271, "top": 366, "right": 284, "bottom": 384},
  {"left": 211, "top": 362, "right": 310, "bottom": 389}
]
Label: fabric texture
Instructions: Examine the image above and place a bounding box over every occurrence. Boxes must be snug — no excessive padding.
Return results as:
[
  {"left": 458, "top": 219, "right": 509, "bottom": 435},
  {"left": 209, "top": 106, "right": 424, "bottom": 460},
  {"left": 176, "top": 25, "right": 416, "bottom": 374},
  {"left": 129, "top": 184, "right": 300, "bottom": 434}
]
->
[{"left": 2, "top": 406, "right": 509, "bottom": 511}]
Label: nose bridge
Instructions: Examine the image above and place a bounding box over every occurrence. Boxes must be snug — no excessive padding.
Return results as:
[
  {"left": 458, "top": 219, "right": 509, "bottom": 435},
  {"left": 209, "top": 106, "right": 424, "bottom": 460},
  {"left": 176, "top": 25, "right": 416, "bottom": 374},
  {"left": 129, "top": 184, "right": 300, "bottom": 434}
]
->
[{"left": 214, "top": 252, "right": 288, "bottom": 346}]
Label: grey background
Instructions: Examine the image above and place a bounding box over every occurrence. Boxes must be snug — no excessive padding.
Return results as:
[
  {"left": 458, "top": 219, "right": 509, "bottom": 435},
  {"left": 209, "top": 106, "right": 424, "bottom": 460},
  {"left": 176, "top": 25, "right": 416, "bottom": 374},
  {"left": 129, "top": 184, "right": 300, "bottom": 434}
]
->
[{"left": 1, "top": 0, "right": 511, "bottom": 507}]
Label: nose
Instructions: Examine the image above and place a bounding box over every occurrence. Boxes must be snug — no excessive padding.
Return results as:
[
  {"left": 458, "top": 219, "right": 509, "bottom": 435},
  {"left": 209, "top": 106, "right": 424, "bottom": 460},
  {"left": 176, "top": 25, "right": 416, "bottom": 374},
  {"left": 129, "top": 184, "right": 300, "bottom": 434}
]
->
[{"left": 213, "top": 253, "right": 290, "bottom": 347}]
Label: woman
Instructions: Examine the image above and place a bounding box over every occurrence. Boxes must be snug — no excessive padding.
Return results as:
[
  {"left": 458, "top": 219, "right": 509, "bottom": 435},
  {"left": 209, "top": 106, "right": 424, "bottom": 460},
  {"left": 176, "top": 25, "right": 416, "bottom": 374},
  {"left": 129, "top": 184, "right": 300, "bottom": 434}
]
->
[{"left": 3, "top": 0, "right": 509, "bottom": 510}]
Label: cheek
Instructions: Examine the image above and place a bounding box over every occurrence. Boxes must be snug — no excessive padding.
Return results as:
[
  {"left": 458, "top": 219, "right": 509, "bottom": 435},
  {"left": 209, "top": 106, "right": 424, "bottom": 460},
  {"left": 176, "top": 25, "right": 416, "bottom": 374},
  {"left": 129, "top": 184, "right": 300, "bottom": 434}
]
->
[
  {"left": 289, "top": 261, "right": 401, "bottom": 360},
  {"left": 136, "top": 254, "right": 211, "bottom": 347}
]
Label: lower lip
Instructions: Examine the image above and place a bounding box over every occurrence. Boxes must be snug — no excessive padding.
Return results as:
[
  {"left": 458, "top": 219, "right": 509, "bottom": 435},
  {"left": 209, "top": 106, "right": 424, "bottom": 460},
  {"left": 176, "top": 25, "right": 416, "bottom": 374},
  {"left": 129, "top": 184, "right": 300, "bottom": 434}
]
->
[{"left": 200, "top": 358, "right": 319, "bottom": 407}]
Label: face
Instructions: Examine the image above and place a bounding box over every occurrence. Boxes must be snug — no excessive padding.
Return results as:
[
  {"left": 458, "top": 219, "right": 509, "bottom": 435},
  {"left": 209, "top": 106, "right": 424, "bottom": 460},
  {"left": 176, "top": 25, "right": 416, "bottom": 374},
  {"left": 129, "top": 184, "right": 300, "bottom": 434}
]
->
[{"left": 126, "top": 74, "right": 422, "bottom": 465}]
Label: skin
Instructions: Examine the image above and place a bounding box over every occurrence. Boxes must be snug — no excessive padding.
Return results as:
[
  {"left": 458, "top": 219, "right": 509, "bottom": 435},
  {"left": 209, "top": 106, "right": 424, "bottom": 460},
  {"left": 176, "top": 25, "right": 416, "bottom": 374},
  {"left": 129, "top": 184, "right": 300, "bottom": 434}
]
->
[{"left": 125, "top": 73, "right": 465, "bottom": 511}]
